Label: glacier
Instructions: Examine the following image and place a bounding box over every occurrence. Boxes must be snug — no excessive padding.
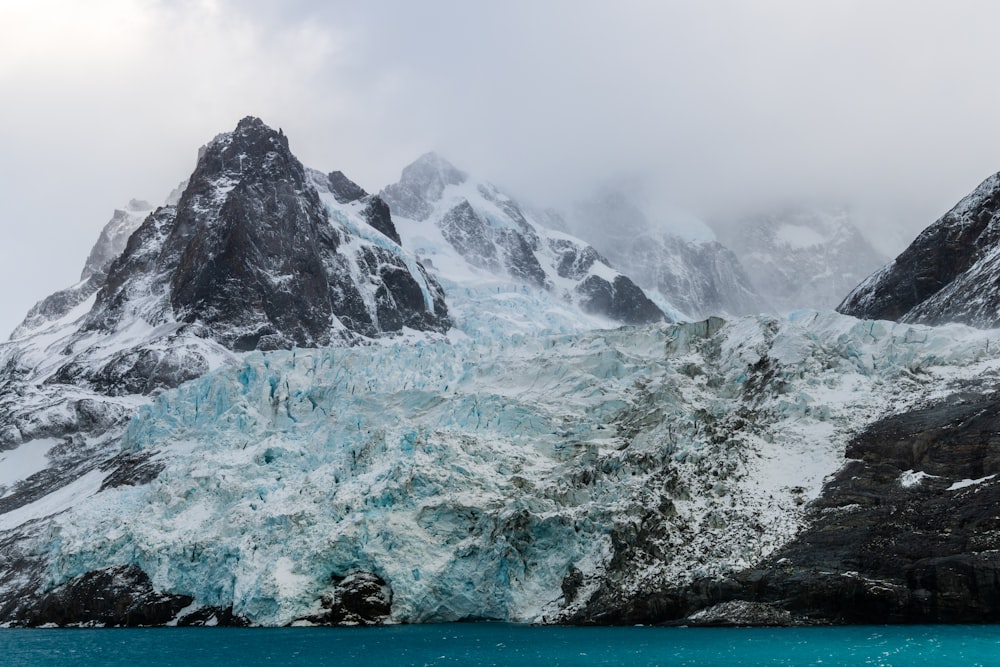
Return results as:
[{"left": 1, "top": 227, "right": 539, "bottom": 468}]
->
[{"left": 14, "top": 311, "right": 1000, "bottom": 626}]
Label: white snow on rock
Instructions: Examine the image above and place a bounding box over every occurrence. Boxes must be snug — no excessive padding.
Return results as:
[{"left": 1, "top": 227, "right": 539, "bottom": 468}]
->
[
  {"left": 382, "top": 155, "right": 667, "bottom": 330},
  {"left": 947, "top": 475, "right": 997, "bottom": 491},
  {"left": 0, "top": 439, "right": 58, "bottom": 497},
  {"left": 0, "top": 469, "right": 106, "bottom": 532},
  {"left": 899, "top": 469, "right": 937, "bottom": 488}
]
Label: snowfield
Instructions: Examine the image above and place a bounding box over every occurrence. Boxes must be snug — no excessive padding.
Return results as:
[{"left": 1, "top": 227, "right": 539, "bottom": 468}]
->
[{"left": 16, "top": 311, "right": 1000, "bottom": 626}]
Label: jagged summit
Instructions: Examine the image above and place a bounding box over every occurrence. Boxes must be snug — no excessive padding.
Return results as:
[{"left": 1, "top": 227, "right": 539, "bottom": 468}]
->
[
  {"left": 381, "top": 154, "right": 666, "bottom": 328},
  {"left": 5, "top": 117, "right": 449, "bottom": 402},
  {"left": 380, "top": 152, "right": 468, "bottom": 221},
  {"left": 82, "top": 117, "right": 448, "bottom": 353},
  {"left": 189, "top": 116, "right": 296, "bottom": 186},
  {"left": 838, "top": 172, "right": 1000, "bottom": 327}
]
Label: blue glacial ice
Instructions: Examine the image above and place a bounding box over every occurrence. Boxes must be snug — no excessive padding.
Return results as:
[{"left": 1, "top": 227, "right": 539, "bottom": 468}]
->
[{"left": 39, "top": 312, "right": 1000, "bottom": 626}]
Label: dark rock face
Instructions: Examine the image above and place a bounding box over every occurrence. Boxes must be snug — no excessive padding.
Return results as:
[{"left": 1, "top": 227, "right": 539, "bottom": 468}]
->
[
  {"left": 577, "top": 390, "right": 1000, "bottom": 625},
  {"left": 310, "top": 572, "right": 393, "bottom": 626},
  {"left": 440, "top": 201, "right": 502, "bottom": 273},
  {"left": 576, "top": 275, "right": 665, "bottom": 325},
  {"left": 749, "top": 391, "right": 1000, "bottom": 624},
  {"left": 13, "top": 565, "right": 193, "bottom": 627},
  {"left": 361, "top": 196, "right": 401, "bottom": 245},
  {"left": 549, "top": 239, "right": 605, "bottom": 281},
  {"left": 326, "top": 170, "right": 369, "bottom": 204},
  {"left": 839, "top": 173, "right": 1000, "bottom": 327},
  {"left": 99, "top": 450, "right": 165, "bottom": 491},
  {"left": 439, "top": 201, "right": 549, "bottom": 288},
  {"left": 85, "top": 116, "right": 447, "bottom": 353},
  {"left": 48, "top": 346, "right": 210, "bottom": 396},
  {"left": 176, "top": 606, "right": 251, "bottom": 627}
]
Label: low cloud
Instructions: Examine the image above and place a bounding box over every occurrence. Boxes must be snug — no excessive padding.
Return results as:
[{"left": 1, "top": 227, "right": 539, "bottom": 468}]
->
[{"left": 3, "top": 1, "right": 1000, "bottom": 336}]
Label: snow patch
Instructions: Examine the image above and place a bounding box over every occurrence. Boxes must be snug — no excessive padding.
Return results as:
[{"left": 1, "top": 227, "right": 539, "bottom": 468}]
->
[
  {"left": 899, "top": 469, "right": 937, "bottom": 488},
  {"left": 0, "top": 438, "right": 58, "bottom": 496},
  {"left": 947, "top": 474, "right": 997, "bottom": 491},
  {"left": 0, "top": 468, "right": 106, "bottom": 531}
]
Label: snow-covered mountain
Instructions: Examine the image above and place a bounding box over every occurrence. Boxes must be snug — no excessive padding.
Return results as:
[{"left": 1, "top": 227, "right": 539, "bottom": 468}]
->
[
  {"left": 5, "top": 117, "right": 1000, "bottom": 628},
  {"left": 839, "top": 173, "right": 1000, "bottom": 327},
  {"left": 380, "top": 154, "right": 665, "bottom": 333},
  {"left": 567, "top": 190, "right": 764, "bottom": 320},
  {"left": 715, "top": 206, "right": 889, "bottom": 314},
  {"left": 0, "top": 118, "right": 450, "bottom": 499},
  {"left": 10, "top": 200, "right": 153, "bottom": 342},
  {"left": 0, "top": 118, "right": 453, "bottom": 617},
  {"left": 6, "top": 117, "right": 449, "bottom": 389}
]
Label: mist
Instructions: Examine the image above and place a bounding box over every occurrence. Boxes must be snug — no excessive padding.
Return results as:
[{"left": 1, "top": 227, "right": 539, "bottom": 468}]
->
[{"left": 3, "top": 0, "right": 1000, "bottom": 338}]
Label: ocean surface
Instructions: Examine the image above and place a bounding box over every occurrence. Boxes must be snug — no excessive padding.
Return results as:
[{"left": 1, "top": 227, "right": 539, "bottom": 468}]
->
[{"left": 3, "top": 624, "right": 999, "bottom": 666}]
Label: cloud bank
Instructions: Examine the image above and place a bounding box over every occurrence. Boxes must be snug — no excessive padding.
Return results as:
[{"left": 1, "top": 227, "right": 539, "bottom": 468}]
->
[{"left": 3, "top": 0, "right": 1000, "bottom": 336}]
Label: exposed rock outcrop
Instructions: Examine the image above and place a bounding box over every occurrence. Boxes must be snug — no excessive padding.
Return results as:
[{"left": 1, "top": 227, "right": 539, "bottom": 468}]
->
[
  {"left": 381, "top": 153, "right": 665, "bottom": 326},
  {"left": 839, "top": 173, "right": 1000, "bottom": 327},
  {"left": 581, "top": 389, "right": 1000, "bottom": 625},
  {"left": 12, "top": 565, "right": 193, "bottom": 627}
]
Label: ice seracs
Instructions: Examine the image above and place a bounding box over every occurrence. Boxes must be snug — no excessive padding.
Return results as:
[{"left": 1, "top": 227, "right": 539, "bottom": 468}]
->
[{"left": 6, "top": 311, "right": 1000, "bottom": 626}]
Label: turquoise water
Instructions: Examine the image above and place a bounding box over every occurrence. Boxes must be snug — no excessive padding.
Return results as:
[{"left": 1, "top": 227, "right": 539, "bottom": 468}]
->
[{"left": 2, "top": 624, "right": 999, "bottom": 666}]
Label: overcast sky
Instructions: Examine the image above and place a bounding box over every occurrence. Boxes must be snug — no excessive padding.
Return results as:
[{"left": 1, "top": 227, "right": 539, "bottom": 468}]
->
[{"left": 3, "top": 0, "right": 1000, "bottom": 338}]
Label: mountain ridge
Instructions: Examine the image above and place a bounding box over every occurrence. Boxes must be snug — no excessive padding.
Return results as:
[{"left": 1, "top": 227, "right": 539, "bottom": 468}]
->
[{"left": 838, "top": 172, "right": 1000, "bottom": 327}]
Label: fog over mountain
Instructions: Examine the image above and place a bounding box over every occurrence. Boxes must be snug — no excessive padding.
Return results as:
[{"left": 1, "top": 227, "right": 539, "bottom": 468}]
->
[{"left": 5, "top": 1, "right": 1000, "bottom": 337}]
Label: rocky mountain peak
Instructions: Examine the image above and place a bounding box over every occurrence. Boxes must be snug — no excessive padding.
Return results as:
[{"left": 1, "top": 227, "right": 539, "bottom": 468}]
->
[
  {"left": 380, "top": 152, "right": 468, "bottom": 221},
  {"left": 80, "top": 202, "right": 155, "bottom": 282},
  {"left": 78, "top": 116, "right": 447, "bottom": 358},
  {"left": 325, "top": 171, "right": 368, "bottom": 204},
  {"left": 185, "top": 116, "right": 299, "bottom": 192},
  {"left": 838, "top": 172, "right": 1000, "bottom": 327}
]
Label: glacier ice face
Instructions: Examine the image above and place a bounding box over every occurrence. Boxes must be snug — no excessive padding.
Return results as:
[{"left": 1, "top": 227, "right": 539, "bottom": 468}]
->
[{"left": 33, "top": 312, "right": 1000, "bottom": 626}]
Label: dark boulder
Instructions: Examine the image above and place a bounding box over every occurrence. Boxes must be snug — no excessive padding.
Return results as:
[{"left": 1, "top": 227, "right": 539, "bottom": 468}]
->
[{"left": 308, "top": 572, "right": 393, "bottom": 626}]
